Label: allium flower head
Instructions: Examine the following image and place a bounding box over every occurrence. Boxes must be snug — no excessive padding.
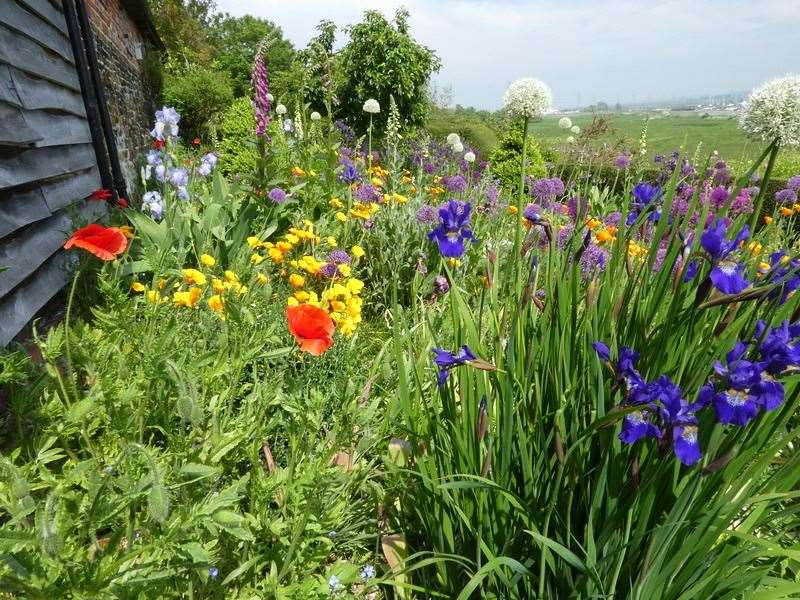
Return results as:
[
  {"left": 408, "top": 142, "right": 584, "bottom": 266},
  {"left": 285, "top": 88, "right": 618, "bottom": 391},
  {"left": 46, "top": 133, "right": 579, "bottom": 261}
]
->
[
  {"left": 463, "top": 151, "right": 476, "bottom": 163},
  {"left": 416, "top": 204, "right": 438, "bottom": 225},
  {"left": 570, "top": 125, "right": 581, "bottom": 135},
  {"left": 268, "top": 187, "right": 287, "bottom": 204},
  {"left": 275, "top": 103, "right": 287, "bottom": 115},
  {"left": 787, "top": 175, "right": 800, "bottom": 191},
  {"left": 446, "top": 132, "right": 461, "bottom": 145},
  {"left": 452, "top": 141, "right": 464, "bottom": 153},
  {"left": 310, "top": 111, "right": 321, "bottom": 121},
  {"left": 740, "top": 75, "right": 800, "bottom": 147},
  {"left": 503, "top": 77, "right": 553, "bottom": 119},
  {"left": 776, "top": 188, "right": 798, "bottom": 204},
  {"left": 363, "top": 98, "right": 381, "bottom": 114},
  {"left": 558, "top": 116, "right": 572, "bottom": 129},
  {"left": 614, "top": 153, "right": 631, "bottom": 169}
]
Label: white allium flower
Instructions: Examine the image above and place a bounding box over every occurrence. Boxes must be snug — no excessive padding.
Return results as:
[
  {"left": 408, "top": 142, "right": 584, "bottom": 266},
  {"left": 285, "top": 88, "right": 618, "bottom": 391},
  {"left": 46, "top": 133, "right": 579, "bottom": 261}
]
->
[
  {"left": 266, "top": 93, "right": 274, "bottom": 102},
  {"left": 275, "top": 103, "right": 287, "bottom": 115},
  {"left": 310, "top": 111, "right": 322, "bottom": 121},
  {"left": 558, "top": 117, "right": 572, "bottom": 129},
  {"left": 566, "top": 136, "right": 576, "bottom": 144},
  {"left": 446, "top": 132, "right": 461, "bottom": 146},
  {"left": 503, "top": 77, "right": 553, "bottom": 120},
  {"left": 570, "top": 125, "right": 581, "bottom": 134},
  {"left": 363, "top": 98, "right": 381, "bottom": 114},
  {"left": 452, "top": 141, "right": 464, "bottom": 153},
  {"left": 463, "top": 151, "right": 476, "bottom": 163},
  {"left": 740, "top": 75, "right": 800, "bottom": 146}
]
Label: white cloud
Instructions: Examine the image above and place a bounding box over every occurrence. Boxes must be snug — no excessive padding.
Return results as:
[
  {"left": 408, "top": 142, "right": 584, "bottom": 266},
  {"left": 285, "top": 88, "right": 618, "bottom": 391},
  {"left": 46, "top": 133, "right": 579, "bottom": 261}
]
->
[{"left": 216, "top": 0, "right": 800, "bottom": 108}]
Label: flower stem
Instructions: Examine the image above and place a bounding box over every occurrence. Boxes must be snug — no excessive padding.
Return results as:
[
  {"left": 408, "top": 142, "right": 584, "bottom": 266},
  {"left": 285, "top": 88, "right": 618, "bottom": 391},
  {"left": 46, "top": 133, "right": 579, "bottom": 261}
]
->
[{"left": 748, "top": 139, "right": 780, "bottom": 231}]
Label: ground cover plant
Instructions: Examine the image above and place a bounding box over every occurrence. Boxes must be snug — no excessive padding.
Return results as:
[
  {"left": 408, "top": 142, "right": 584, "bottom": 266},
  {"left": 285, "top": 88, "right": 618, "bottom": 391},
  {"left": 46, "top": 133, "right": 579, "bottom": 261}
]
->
[{"left": 2, "top": 31, "right": 800, "bottom": 600}]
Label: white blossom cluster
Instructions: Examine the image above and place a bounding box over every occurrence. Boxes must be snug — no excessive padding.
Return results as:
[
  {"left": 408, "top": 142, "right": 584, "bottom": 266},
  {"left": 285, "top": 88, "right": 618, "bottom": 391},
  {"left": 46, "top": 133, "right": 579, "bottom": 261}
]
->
[
  {"left": 503, "top": 78, "right": 552, "bottom": 120},
  {"left": 740, "top": 75, "right": 800, "bottom": 147},
  {"left": 558, "top": 117, "right": 572, "bottom": 129},
  {"left": 363, "top": 98, "right": 381, "bottom": 114}
]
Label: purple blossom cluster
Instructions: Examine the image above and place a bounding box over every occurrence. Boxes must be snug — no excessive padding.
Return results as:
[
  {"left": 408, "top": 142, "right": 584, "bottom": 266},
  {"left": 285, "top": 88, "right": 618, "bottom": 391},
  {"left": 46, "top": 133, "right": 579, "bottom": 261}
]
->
[
  {"left": 354, "top": 183, "right": 383, "bottom": 204},
  {"left": 251, "top": 46, "right": 271, "bottom": 137},
  {"left": 529, "top": 177, "right": 566, "bottom": 204}
]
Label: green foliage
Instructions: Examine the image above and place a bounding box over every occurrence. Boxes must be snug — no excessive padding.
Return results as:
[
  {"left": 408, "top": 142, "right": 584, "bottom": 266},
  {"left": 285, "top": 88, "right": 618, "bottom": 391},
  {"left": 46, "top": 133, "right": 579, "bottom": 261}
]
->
[
  {"left": 426, "top": 107, "right": 500, "bottom": 157},
  {"left": 147, "top": 0, "right": 217, "bottom": 64},
  {"left": 488, "top": 123, "right": 547, "bottom": 188},
  {"left": 218, "top": 97, "right": 258, "bottom": 177},
  {"left": 162, "top": 66, "right": 234, "bottom": 141},
  {"left": 337, "top": 9, "right": 441, "bottom": 134},
  {"left": 210, "top": 14, "right": 295, "bottom": 98}
]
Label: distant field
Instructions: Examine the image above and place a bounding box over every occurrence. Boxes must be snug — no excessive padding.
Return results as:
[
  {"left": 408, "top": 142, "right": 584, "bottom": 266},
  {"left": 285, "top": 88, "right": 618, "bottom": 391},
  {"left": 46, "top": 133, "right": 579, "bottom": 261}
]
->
[{"left": 528, "top": 112, "right": 769, "bottom": 164}]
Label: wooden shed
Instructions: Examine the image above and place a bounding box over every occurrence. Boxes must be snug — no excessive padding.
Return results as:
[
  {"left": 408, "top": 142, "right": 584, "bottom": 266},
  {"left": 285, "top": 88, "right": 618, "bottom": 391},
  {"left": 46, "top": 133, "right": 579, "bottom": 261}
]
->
[{"left": 0, "top": 0, "right": 161, "bottom": 346}]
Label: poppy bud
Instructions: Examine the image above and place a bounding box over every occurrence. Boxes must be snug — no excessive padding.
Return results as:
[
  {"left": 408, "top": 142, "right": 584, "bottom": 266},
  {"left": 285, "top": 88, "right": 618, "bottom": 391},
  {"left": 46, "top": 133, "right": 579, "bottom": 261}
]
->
[{"left": 193, "top": 137, "right": 201, "bottom": 145}]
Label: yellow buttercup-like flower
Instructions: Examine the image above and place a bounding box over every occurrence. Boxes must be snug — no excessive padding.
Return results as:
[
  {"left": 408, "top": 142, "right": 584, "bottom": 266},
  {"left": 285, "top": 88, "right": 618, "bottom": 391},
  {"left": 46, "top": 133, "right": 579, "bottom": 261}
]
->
[
  {"left": 351, "top": 245, "right": 365, "bottom": 258},
  {"left": 173, "top": 287, "right": 202, "bottom": 308},
  {"left": 250, "top": 253, "right": 265, "bottom": 265},
  {"left": 224, "top": 270, "right": 239, "bottom": 284},
  {"left": 146, "top": 290, "right": 162, "bottom": 304},
  {"left": 182, "top": 268, "right": 207, "bottom": 286},
  {"left": 329, "top": 197, "right": 344, "bottom": 209},
  {"left": 291, "top": 166, "right": 306, "bottom": 177},
  {"left": 335, "top": 211, "right": 348, "bottom": 222},
  {"left": 212, "top": 278, "right": 226, "bottom": 294},
  {"left": 338, "top": 264, "right": 352, "bottom": 276},
  {"left": 200, "top": 254, "right": 216, "bottom": 267},
  {"left": 268, "top": 248, "right": 284, "bottom": 263},
  {"left": 289, "top": 273, "right": 305, "bottom": 288},
  {"left": 208, "top": 294, "right": 225, "bottom": 317},
  {"left": 131, "top": 281, "right": 146, "bottom": 293},
  {"left": 326, "top": 236, "right": 338, "bottom": 247},
  {"left": 256, "top": 273, "right": 269, "bottom": 285},
  {"left": 247, "top": 236, "right": 262, "bottom": 249}
]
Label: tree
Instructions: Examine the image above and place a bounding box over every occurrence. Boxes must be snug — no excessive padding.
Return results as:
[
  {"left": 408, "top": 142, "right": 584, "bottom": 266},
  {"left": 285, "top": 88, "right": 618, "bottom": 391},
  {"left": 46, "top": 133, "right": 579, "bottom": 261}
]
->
[
  {"left": 210, "top": 14, "right": 295, "bottom": 98},
  {"left": 337, "top": 9, "right": 440, "bottom": 134},
  {"left": 147, "top": 0, "right": 216, "bottom": 64}
]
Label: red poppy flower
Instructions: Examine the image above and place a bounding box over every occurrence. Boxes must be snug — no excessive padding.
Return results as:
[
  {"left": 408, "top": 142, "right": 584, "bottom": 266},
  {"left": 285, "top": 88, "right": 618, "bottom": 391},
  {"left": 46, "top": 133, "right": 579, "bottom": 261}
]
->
[
  {"left": 89, "top": 188, "right": 112, "bottom": 201},
  {"left": 64, "top": 224, "right": 128, "bottom": 261},
  {"left": 193, "top": 137, "right": 201, "bottom": 145},
  {"left": 153, "top": 139, "right": 165, "bottom": 150},
  {"left": 286, "top": 304, "right": 335, "bottom": 356},
  {"left": 115, "top": 197, "right": 129, "bottom": 208}
]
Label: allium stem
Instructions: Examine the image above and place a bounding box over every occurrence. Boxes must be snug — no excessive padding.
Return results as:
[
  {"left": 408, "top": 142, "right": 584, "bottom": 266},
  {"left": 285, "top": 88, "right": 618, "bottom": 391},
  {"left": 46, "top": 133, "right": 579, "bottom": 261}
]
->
[{"left": 748, "top": 139, "right": 780, "bottom": 231}]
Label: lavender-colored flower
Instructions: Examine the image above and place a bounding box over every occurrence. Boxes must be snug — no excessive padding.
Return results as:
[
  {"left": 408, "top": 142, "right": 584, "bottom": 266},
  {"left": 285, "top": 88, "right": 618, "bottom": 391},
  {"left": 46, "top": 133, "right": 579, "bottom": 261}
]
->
[
  {"left": 268, "top": 187, "right": 287, "bottom": 204},
  {"left": 442, "top": 174, "right": 468, "bottom": 194},
  {"left": 168, "top": 167, "right": 188, "bottom": 188},
  {"left": 708, "top": 186, "right": 729, "bottom": 210},
  {"left": 604, "top": 212, "right": 622, "bottom": 226},
  {"left": 197, "top": 152, "right": 218, "bottom": 177},
  {"left": 142, "top": 190, "right": 163, "bottom": 220},
  {"left": 354, "top": 183, "right": 383, "bottom": 204},
  {"left": 578, "top": 244, "right": 609, "bottom": 277},
  {"left": 146, "top": 149, "right": 162, "bottom": 166},
  {"left": 531, "top": 177, "right": 565, "bottom": 203},
  {"left": 776, "top": 188, "right": 798, "bottom": 204},
  {"left": 328, "top": 250, "right": 351, "bottom": 264},
  {"left": 319, "top": 263, "right": 338, "bottom": 278},
  {"left": 787, "top": 175, "right": 800, "bottom": 191},
  {"left": 434, "top": 274, "right": 449, "bottom": 294},
  {"left": 730, "top": 188, "right": 754, "bottom": 216},
  {"left": 484, "top": 184, "right": 500, "bottom": 207},
  {"left": 614, "top": 153, "right": 631, "bottom": 169},
  {"left": 360, "top": 565, "right": 376, "bottom": 580},
  {"left": 252, "top": 44, "right": 271, "bottom": 136},
  {"left": 151, "top": 106, "right": 180, "bottom": 141},
  {"left": 416, "top": 204, "right": 438, "bottom": 225}
]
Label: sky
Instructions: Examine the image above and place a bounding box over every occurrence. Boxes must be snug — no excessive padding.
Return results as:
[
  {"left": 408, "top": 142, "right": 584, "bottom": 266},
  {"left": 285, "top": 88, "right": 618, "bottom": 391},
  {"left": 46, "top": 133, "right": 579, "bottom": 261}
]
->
[{"left": 216, "top": 0, "right": 800, "bottom": 110}]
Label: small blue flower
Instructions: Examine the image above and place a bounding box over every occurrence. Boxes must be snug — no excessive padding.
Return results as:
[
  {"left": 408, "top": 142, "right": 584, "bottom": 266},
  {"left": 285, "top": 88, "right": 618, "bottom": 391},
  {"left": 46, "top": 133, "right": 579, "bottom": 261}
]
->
[
  {"left": 328, "top": 530, "right": 337, "bottom": 539},
  {"left": 208, "top": 567, "right": 219, "bottom": 579},
  {"left": 328, "top": 575, "right": 343, "bottom": 593},
  {"left": 591, "top": 341, "right": 610, "bottom": 362},
  {"left": 360, "top": 564, "right": 376, "bottom": 580},
  {"left": 432, "top": 345, "right": 477, "bottom": 386}
]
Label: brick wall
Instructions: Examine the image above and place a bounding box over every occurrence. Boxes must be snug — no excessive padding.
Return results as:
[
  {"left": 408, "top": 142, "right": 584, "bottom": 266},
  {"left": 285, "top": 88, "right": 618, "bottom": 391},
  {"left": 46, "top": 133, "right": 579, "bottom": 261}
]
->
[{"left": 85, "top": 0, "right": 156, "bottom": 194}]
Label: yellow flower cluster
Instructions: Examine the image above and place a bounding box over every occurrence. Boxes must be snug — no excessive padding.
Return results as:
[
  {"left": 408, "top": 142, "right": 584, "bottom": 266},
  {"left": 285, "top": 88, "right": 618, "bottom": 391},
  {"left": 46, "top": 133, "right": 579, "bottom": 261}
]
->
[
  {"left": 288, "top": 277, "right": 365, "bottom": 336},
  {"left": 594, "top": 226, "right": 618, "bottom": 245},
  {"left": 349, "top": 202, "right": 380, "bottom": 220},
  {"left": 248, "top": 221, "right": 319, "bottom": 264},
  {"left": 627, "top": 240, "right": 648, "bottom": 258}
]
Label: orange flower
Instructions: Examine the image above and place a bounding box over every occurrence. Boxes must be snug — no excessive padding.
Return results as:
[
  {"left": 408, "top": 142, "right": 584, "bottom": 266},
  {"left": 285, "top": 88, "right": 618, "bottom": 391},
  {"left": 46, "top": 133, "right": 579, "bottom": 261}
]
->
[
  {"left": 64, "top": 224, "right": 127, "bottom": 261},
  {"left": 286, "top": 304, "right": 334, "bottom": 356}
]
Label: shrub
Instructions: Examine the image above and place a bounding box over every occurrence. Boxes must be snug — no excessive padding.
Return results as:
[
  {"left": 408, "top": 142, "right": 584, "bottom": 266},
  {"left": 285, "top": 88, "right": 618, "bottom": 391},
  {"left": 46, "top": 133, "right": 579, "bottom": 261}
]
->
[
  {"left": 425, "top": 109, "right": 500, "bottom": 156},
  {"left": 488, "top": 123, "right": 547, "bottom": 188},
  {"left": 218, "top": 97, "right": 258, "bottom": 177},
  {"left": 162, "top": 66, "right": 234, "bottom": 141}
]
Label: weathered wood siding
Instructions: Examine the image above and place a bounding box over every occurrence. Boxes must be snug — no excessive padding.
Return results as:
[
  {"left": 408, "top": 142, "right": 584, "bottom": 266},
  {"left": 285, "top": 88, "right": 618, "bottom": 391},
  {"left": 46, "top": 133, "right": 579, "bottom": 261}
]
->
[{"left": 0, "top": 0, "right": 103, "bottom": 346}]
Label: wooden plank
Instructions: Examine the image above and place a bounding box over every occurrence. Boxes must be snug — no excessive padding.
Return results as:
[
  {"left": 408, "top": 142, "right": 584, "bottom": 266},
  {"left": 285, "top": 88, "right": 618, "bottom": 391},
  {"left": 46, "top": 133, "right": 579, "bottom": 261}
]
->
[
  {"left": 0, "top": 64, "right": 24, "bottom": 107},
  {"left": 0, "top": 143, "right": 96, "bottom": 190},
  {"left": 40, "top": 167, "right": 100, "bottom": 212},
  {"left": 0, "top": 24, "right": 80, "bottom": 92},
  {"left": 0, "top": 249, "right": 75, "bottom": 346},
  {"left": 16, "top": 109, "right": 91, "bottom": 147},
  {"left": 16, "top": 0, "right": 67, "bottom": 36},
  {"left": 0, "top": 0, "right": 73, "bottom": 63},
  {"left": 0, "top": 198, "right": 105, "bottom": 297},
  {"left": 0, "top": 104, "right": 43, "bottom": 146},
  {"left": 8, "top": 66, "right": 85, "bottom": 116},
  {"left": 0, "top": 187, "right": 51, "bottom": 238}
]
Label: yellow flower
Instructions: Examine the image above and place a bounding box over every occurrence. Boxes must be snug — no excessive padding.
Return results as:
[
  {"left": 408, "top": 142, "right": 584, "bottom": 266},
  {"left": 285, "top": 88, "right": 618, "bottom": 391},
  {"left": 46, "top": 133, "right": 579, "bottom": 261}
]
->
[
  {"left": 393, "top": 193, "right": 408, "bottom": 204},
  {"left": 200, "top": 254, "right": 216, "bottom": 267},
  {"left": 758, "top": 261, "right": 771, "bottom": 273},
  {"left": 146, "top": 290, "right": 161, "bottom": 304},
  {"left": 119, "top": 225, "right": 135, "bottom": 239},
  {"left": 130, "top": 281, "right": 146, "bottom": 293},
  {"left": 351, "top": 245, "right": 365, "bottom": 258},
  {"left": 284, "top": 233, "right": 300, "bottom": 245},
  {"left": 289, "top": 273, "right": 305, "bottom": 288},
  {"left": 268, "top": 248, "right": 284, "bottom": 263},
  {"left": 173, "top": 287, "right": 202, "bottom": 308},
  {"left": 764, "top": 216, "right": 774, "bottom": 225},
  {"left": 585, "top": 217, "right": 602, "bottom": 230},
  {"left": 157, "top": 278, "right": 167, "bottom": 290},
  {"left": 212, "top": 278, "right": 226, "bottom": 294},
  {"left": 224, "top": 270, "right": 239, "bottom": 283},
  {"left": 335, "top": 211, "right": 348, "bottom": 222},
  {"left": 507, "top": 205, "right": 518, "bottom": 215},
  {"left": 287, "top": 296, "right": 299, "bottom": 306},
  {"left": 182, "top": 268, "right": 207, "bottom": 286},
  {"left": 208, "top": 294, "right": 225, "bottom": 317},
  {"left": 293, "top": 290, "right": 310, "bottom": 302},
  {"left": 346, "top": 278, "right": 364, "bottom": 295},
  {"left": 256, "top": 273, "right": 269, "bottom": 285},
  {"left": 326, "top": 236, "right": 338, "bottom": 247},
  {"left": 779, "top": 206, "right": 794, "bottom": 217},
  {"left": 247, "top": 236, "right": 262, "bottom": 249},
  {"left": 291, "top": 166, "right": 305, "bottom": 177},
  {"left": 329, "top": 197, "right": 344, "bottom": 209},
  {"left": 371, "top": 177, "right": 383, "bottom": 187},
  {"left": 276, "top": 241, "right": 293, "bottom": 252},
  {"left": 747, "top": 241, "right": 762, "bottom": 255},
  {"left": 338, "top": 264, "right": 352, "bottom": 277},
  {"left": 595, "top": 227, "right": 617, "bottom": 245},
  {"left": 250, "top": 253, "right": 265, "bottom": 265}
]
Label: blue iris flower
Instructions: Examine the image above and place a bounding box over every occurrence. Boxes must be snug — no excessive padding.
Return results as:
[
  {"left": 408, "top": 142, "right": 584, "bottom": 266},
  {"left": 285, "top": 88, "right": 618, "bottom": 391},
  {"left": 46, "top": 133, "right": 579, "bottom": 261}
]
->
[
  {"left": 700, "top": 219, "right": 750, "bottom": 294},
  {"left": 626, "top": 182, "right": 662, "bottom": 224},
  {"left": 432, "top": 345, "right": 477, "bottom": 386},
  {"left": 428, "top": 200, "right": 477, "bottom": 258},
  {"left": 766, "top": 251, "right": 800, "bottom": 304},
  {"left": 710, "top": 342, "right": 770, "bottom": 426}
]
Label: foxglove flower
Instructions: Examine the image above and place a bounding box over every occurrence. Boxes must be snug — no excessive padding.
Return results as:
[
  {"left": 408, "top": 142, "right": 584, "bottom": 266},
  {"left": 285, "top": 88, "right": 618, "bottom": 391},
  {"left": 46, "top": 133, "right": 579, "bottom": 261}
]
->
[
  {"left": 428, "top": 200, "right": 477, "bottom": 258},
  {"left": 700, "top": 219, "right": 750, "bottom": 294},
  {"left": 251, "top": 43, "right": 271, "bottom": 136},
  {"left": 432, "top": 345, "right": 476, "bottom": 386}
]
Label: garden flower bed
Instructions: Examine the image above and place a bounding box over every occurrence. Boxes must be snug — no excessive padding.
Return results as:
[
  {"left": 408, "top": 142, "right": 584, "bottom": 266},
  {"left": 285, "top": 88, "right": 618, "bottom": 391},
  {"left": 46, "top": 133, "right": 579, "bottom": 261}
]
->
[{"left": 2, "top": 69, "right": 800, "bottom": 599}]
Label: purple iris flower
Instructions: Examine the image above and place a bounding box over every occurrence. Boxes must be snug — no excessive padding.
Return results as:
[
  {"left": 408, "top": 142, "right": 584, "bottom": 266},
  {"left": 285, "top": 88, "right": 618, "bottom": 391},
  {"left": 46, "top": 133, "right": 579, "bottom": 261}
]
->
[
  {"left": 700, "top": 219, "right": 750, "bottom": 294},
  {"left": 765, "top": 251, "right": 800, "bottom": 304},
  {"left": 339, "top": 161, "right": 361, "bottom": 184},
  {"left": 432, "top": 345, "right": 476, "bottom": 386},
  {"left": 627, "top": 182, "right": 662, "bottom": 224},
  {"left": 754, "top": 320, "right": 800, "bottom": 376},
  {"left": 427, "top": 200, "right": 477, "bottom": 258},
  {"left": 710, "top": 343, "right": 768, "bottom": 426},
  {"left": 591, "top": 341, "right": 610, "bottom": 361},
  {"left": 648, "top": 375, "right": 702, "bottom": 465},
  {"left": 523, "top": 203, "right": 545, "bottom": 225}
]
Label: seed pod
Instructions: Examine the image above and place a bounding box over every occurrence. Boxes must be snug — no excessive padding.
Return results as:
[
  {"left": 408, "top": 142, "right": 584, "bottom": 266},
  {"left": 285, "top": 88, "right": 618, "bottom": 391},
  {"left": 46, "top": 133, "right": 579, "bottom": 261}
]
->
[{"left": 477, "top": 396, "right": 488, "bottom": 441}]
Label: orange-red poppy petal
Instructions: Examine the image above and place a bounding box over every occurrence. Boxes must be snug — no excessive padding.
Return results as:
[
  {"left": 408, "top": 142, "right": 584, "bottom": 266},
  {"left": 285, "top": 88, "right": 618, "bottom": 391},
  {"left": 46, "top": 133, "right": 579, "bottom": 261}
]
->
[
  {"left": 297, "top": 336, "right": 333, "bottom": 356},
  {"left": 287, "top": 304, "right": 335, "bottom": 355},
  {"left": 64, "top": 224, "right": 128, "bottom": 261}
]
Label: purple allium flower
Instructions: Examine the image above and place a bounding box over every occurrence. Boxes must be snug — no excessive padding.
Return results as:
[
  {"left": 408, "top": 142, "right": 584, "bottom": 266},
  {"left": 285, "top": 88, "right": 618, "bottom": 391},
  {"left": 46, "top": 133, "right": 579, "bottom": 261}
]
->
[
  {"left": 604, "top": 211, "right": 622, "bottom": 226},
  {"left": 268, "top": 187, "right": 287, "bottom": 204},
  {"left": 579, "top": 244, "right": 609, "bottom": 278},
  {"left": 354, "top": 183, "right": 383, "bottom": 204},
  {"left": 442, "top": 175, "right": 468, "bottom": 194},
  {"left": 319, "top": 263, "right": 338, "bottom": 278},
  {"left": 251, "top": 44, "right": 271, "bottom": 137},
  {"left": 680, "top": 160, "right": 695, "bottom": 177},
  {"left": 730, "top": 188, "right": 754, "bottom": 216},
  {"left": 328, "top": 250, "right": 351, "bottom": 264},
  {"left": 614, "top": 153, "right": 631, "bottom": 169},
  {"left": 787, "top": 175, "right": 800, "bottom": 191},
  {"left": 709, "top": 186, "right": 729, "bottom": 210},
  {"left": 485, "top": 184, "right": 500, "bottom": 205},
  {"left": 432, "top": 345, "right": 476, "bottom": 386},
  {"left": 416, "top": 204, "right": 438, "bottom": 225},
  {"left": 531, "top": 177, "right": 566, "bottom": 203},
  {"left": 775, "top": 188, "right": 798, "bottom": 204},
  {"left": 428, "top": 200, "right": 477, "bottom": 258},
  {"left": 556, "top": 223, "right": 575, "bottom": 249},
  {"left": 423, "top": 162, "right": 436, "bottom": 175}
]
